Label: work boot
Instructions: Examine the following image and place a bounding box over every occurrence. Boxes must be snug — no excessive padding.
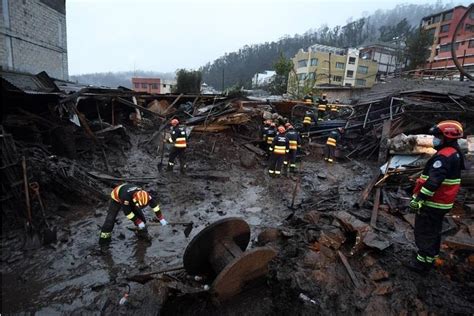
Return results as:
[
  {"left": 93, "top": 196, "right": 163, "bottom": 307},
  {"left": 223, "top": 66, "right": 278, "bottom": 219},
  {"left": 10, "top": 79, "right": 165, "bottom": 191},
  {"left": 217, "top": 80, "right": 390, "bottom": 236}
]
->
[
  {"left": 137, "top": 229, "right": 152, "bottom": 243},
  {"left": 404, "top": 256, "right": 432, "bottom": 276}
]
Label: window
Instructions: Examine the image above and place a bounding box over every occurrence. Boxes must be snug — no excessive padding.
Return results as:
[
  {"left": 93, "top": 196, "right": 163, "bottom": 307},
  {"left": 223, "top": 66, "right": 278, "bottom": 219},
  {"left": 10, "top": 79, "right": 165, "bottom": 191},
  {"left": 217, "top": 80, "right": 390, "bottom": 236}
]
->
[
  {"left": 348, "top": 57, "right": 356, "bottom": 64},
  {"left": 357, "top": 65, "right": 368, "bottom": 74},
  {"left": 471, "top": 11, "right": 474, "bottom": 20},
  {"left": 151, "top": 83, "right": 158, "bottom": 89},
  {"left": 134, "top": 83, "right": 140, "bottom": 88},
  {"left": 310, "top": 58, "right": 318, "bottom": 66},
  {"left": 346, "top": 70, "right": 354, "bottom": 78},
  {"left": 433, "top": 15, "right": 441, "bottom": 23},
  {"left": 297, "top": 60, "right": 307, "bottom": 68},
  {"left": 297, "top": 73, "right": 307, "bottom": 81},
  {"left": 466, "top": 24, "right": 474, "bottom": 32},
  {"left": 440, "top": 42, "right": 460, "bottom": 52},
  {"left": 443, "top": 11, "right": 452, "bottom": 21},
  {"left": 307, "top": 72, "right": 315, "bottom": 80},
  {"left": 345, "top": 83, "right": 352, "bottom": 87},
  {"left": 333, "top": 75, "right": 342, "bottom": 82},
  {"left": 469, "top": 40, "right": 474, "bottom": 48},
  {"left": 141, "top": 83, "right": 148, "bottom": 88},
  {"left": 356, "top": 79, "right": 366, "bottom": 86},
  {"left": 335, "top": 62, "right": 345, "bottom": 69},
  {"left": 440, "top": 24, "right": 449, "bottom": 33},
  {"left": 163, "top": 84, "right": 167, "bottom": 88}
]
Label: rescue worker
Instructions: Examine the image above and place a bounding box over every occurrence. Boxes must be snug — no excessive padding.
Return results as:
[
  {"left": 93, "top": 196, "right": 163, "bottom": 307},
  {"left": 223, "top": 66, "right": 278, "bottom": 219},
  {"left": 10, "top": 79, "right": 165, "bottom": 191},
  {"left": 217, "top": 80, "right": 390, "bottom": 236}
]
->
[
  {"left": 99, "top": 184, "right": 168, "bottom": 245},
  {"left": 406, "top": 120, "right": 465, "bottom": 275},
  {"left": 317, "top": 93, "right": 328, "bottom": 121},
  {"left": 167, "top": 119, "right": 187, "bottom": 174},
  {"left": 303, "top": 92, "right": 313, "bottom": 104},
  {"left": 268, "top": 126, "right": 289, "bottom": 177},
  {"left": 302, "top": 108, "right": 318, "bottom": 139},
  {"left": 328, "top": 99, "right": 340, "bottom": 119},
  {"left": 261, "top": 120, "right": 272, "bottom": 150},
  {"left": 325, "top": 127, "right": 344, "bottom": 163},
  {"left": 266, "top": 123, "right": 277, "bottom": 156},
  {"left": 284, "top": 124, "right": 301, "bottom": 173}
]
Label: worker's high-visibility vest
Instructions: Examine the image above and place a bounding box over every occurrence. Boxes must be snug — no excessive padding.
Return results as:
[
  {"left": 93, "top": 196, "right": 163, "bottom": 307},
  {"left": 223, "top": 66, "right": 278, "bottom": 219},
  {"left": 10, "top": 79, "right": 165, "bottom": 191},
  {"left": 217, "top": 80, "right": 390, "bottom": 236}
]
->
[
  {"left": 175, "top": 137, "right": 187, "bottom": 148},
  {"left": 326, "top": 137, "right": 337, "bottom": 147},
  {"left": 289, "top": 140, "right": 298, "bottom": 150},
  {"left": 318, "top": 104, "right": 326, "bottom": 112}
]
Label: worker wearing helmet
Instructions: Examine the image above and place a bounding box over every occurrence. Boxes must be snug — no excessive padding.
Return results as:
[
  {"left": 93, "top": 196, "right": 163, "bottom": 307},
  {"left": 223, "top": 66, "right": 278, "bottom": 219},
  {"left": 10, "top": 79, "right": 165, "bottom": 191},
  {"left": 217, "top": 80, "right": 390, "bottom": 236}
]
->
[
  {"left": 261, "top": 120, "right": 272, "bottom": 150},
  {"left": 167, "top": 118, "right": 188, "bottom": 174},
  {"left": 99, "top": 183, "right": 168, "bottom": 245},
  {"left": 406, "top": 120, "right": 465, "bottom": 275},
  {"left": 268, "top": 126, "right": 289, "bottom": 176},
  {"left": 324, "top": 127, "right": 344, "bottom": 163},
  {"left": 266, "top": 123, "right": 277, "bottom": 156},
  {"left": 303, "top": 92, "right": 313, "bottom": 104},
  {"left": 317, "top": 93, "right": 328, "bottom": 121},
  {"left": 284, "top": 124, "right": 301, "bottom": 173},
  {"left": 302, "top": 108, "right": 318, "bottom": 139}
]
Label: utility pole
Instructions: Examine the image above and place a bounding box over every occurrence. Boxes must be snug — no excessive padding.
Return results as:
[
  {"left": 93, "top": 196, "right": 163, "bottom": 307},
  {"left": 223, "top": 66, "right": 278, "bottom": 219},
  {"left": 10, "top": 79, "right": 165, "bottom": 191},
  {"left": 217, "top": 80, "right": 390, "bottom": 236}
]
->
[
  {"left": 221, "top": 67, "right": 225, "bottom": 93},
  {"left": 328, "top": 52, "right": 332, "bottom": 85}
]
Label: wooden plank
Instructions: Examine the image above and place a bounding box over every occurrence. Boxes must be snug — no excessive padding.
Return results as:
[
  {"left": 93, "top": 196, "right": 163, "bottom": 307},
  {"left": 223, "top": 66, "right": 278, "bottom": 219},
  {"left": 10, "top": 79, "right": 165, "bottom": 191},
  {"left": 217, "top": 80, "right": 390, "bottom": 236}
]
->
[
  {"left": 87, "top": 171, "right": 164, "bottom": 184},
  {"left": 370, "top": 187, "right": 381, "bottom": 228},
  {"left": 444, "top": 236, "right": 474, "bottom": 250},
  {"left": 355, "top": 172, "right": 380, "bottom": 208},
  {"left": 337, "top": 251, "right": 361, "bottom": 288},
  {"left": 116, "top": 97, "right": 165, "bottom": 119},
  {"left": 377, "top": 119, "right": 392, "bottom": 164}
]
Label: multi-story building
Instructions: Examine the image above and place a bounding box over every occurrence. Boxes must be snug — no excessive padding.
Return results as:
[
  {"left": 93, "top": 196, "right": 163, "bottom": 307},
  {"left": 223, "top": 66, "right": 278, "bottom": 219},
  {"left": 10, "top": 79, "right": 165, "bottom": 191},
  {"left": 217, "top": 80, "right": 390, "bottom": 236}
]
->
[
  {"left": 289, "top": 43, "right": 378, "bottom": 90},
  {"left": 0, "top": 0, "right": 68, "bottom": 80},
  {"left": 359, "top": 42, "right": 399, "bottom": 76},
  {"left": 421, "top": 5, "right": 474, "bottom": 73},
  {"left": 131, "top": 77, "right": 175, "bottom": 94}
]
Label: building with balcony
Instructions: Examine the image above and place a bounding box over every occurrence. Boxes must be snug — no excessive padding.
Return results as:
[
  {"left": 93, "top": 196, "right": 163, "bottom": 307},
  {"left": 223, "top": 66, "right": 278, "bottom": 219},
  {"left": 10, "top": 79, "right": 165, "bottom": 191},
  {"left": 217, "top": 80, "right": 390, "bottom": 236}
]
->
[
  {"left": 421, "top": 5, "right": 474, "bottom": 73},
  {"left": 289, "top": 43, "right": 378, "bottom": 91},
  {"left": 359, "top": 42, "right": 399, "bottom": 76},
  {"left": 131, "top": 77, "right": 175, "bottom": 94}
]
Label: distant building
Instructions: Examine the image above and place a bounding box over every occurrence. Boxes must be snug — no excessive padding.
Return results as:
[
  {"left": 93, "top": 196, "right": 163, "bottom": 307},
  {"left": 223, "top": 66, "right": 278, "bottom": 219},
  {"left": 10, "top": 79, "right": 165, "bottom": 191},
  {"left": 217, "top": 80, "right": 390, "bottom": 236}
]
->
[
  {"left": 359, "top": 42, "right": 399, "bottom": 76},
  {"left": 421, "top": 5, "right": 474, "bottom": 73},
  {"left": 0, "top": 0, "right": 68, "bottom": 80},
  {"left": 289, "top": 43, "right": 378, "bottom": 90},
  {"left": 201, "top": 82, "right": 219, "bottom": 94},
  {"left": 252, "top": 70, "right": 276, "bottom": 87},
  {"left": 131, "top": 77, "right": 175, "bottom": 94}
]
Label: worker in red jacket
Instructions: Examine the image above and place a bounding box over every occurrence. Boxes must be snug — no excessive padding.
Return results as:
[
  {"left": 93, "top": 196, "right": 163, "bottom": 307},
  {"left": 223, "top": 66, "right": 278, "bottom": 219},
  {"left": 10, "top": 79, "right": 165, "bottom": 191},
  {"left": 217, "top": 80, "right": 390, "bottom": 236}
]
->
[
  {"left": 406, "top": 120, "right": 465, "bottom": 274},
  {"left": 99, "top": 184, "right": 168, "bottom": 245},
  {"left": 268, "top": 126, "right": 289, "bottom": 176}
]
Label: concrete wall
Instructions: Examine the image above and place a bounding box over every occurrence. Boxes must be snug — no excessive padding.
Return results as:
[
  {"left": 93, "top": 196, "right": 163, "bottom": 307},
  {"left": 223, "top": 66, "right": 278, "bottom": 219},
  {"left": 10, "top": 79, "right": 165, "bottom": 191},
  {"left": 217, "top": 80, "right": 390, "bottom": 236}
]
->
[{"left": 0, "top": 0, "right": 68, "bottom": 79}]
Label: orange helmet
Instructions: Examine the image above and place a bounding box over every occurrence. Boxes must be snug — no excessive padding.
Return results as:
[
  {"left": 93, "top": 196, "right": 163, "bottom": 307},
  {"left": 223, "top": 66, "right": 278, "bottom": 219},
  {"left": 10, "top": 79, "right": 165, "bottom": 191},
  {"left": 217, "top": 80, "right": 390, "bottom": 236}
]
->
[
  {"left": 430, "top": 120, "right": 463, "bottom": 139},
  {"left": 133, "top": 190, "right": 150, "bottom": 207},
  {"left": 278, "top": 126, "right": 286, "bottom": 134},
  {"left": 171, "top": 119, "right": 179, "bottom": 126}
]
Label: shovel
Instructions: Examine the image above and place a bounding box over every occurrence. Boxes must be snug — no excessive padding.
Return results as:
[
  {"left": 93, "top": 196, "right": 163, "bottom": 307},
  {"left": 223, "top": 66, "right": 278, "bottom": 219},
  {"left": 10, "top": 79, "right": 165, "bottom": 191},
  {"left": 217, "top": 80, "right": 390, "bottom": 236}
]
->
[{"left": 21, "top": 157, "right": 41, "bottom": 249}]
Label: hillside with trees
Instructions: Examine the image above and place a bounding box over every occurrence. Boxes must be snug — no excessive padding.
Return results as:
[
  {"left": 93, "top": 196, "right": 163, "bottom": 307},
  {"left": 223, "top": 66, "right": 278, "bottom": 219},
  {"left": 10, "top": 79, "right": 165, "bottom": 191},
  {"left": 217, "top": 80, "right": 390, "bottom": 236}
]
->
[{"left": 200, "top": 2, "right": 465, "bottom": 89}]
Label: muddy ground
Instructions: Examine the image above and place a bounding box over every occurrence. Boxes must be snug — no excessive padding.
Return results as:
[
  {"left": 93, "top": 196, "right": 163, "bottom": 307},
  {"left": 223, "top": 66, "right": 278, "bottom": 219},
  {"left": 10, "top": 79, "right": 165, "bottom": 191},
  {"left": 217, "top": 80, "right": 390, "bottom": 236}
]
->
[{"left": 1, "top": 129, "right": 473, "bottom": 315}]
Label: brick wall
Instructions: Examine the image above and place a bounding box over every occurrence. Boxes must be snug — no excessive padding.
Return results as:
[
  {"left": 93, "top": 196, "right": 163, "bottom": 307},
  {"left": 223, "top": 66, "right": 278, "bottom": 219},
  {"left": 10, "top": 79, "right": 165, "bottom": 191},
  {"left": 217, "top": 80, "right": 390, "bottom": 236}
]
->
[{"left": 0, "top": 0, "right": 68, "bottom": 80}]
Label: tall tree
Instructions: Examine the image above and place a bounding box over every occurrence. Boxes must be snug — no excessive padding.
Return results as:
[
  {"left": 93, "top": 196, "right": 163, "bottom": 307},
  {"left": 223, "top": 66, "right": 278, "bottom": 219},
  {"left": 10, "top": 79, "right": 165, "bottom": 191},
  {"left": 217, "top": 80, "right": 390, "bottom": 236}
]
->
[
  {"left": 175, "top": 69, "right": 202, "bottom": 94},
  {"left": 270, "top": 52, "right": 294, "bottom": 95},
  {"left": 405, "top": 27, "right": 434, "bottom": 70}
]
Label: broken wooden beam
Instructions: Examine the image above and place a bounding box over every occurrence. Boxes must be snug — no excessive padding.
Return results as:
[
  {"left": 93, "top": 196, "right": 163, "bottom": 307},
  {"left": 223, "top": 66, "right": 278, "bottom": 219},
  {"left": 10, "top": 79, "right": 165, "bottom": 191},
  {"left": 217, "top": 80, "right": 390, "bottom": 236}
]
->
[
  {"left": 355, "top": 172, "right": 380, "bottom": 208},
  {"left": 443, "top": 235, "right": 474, "bottom": 251},
  {"left": 116, "top": 97, "right": 165, "bottom": 119},
  {"left": 370, "top": 187, "right": 381, "bottom": 228},
  {"left": 337, "top": 250, "right": 361, "bottom": 288}
]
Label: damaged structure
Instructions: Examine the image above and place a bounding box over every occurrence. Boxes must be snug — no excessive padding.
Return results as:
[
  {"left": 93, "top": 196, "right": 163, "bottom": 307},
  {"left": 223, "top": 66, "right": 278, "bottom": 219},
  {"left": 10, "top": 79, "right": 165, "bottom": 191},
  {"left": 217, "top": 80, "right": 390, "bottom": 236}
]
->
[{"left": 1, "top": 67, "right": 474, "bottom": 314}]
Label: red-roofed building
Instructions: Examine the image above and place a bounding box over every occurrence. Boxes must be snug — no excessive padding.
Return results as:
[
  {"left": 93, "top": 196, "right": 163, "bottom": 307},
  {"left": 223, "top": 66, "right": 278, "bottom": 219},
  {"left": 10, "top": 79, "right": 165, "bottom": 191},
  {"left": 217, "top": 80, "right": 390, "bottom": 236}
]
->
[{"left": 421, "top": 6, "right": 474, "bottom": 74}]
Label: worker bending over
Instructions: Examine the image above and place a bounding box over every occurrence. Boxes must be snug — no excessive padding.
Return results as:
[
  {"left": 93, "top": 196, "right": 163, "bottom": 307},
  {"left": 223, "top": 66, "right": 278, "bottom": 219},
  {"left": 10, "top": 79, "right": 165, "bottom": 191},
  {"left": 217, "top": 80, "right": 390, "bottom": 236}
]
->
[
  {"left": 167, "top": 119, "right": 188, "bottom": 174},
  {"left": 325, "top": 127, "right": 344, "bottom": 163},
  {"left": 407, "top": 120, "right": 465, "bottom": 275},
  {"left": 99, "top": 183, "right": 168, "bottom": 245},
  {"left": 268, "top": 126, "right": 289, "bottom": 176}
]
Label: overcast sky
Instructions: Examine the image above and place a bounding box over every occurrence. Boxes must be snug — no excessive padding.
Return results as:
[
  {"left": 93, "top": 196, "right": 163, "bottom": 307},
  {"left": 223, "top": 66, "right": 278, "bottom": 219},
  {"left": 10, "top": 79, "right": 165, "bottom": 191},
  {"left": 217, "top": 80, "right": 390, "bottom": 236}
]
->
[{"left": 67, "top": 0, "right": 463, "bottom": 75}]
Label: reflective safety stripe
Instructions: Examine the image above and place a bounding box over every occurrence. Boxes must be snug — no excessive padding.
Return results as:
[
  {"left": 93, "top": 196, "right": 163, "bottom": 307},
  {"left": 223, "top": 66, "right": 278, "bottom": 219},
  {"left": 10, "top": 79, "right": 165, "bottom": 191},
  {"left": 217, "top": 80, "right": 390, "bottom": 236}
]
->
[
  {"left": 442, "top": 179, "right": 461, "bottom": 185},
  {"left": 303, "top": 117, "right": 312, "bottom": 124},
  {"left": 168, "top": 162, "right": 174, "bottom": 166},
  {"left": 290, "top": 164, "right": 296, "bottom": 168},
  {"left": 175, "top": 137, "right": 187, "bottom": 148},
  {"left": 268, "top": 170, "right": 274, "bottom": 174},
  {"left": 420, "top": 187, "right": 435, "bottom": 197},
  {"left": 126, "top": 212, "right": 135, "bottom": 220},
  {"left": 425, "top": 256, "right": 435, "bottom": 263},
  {"left": 318, "top": 105, "right": 326, "bottom": 111},
  {"left": 420, "top": 174, "right": 429, "bottom": 180},
  {"left": 283, "top": 161, "right": 288, "bottom": 165},
  {"left": 100, "top": 232, "right": 111, "bottom": 239},
  {"left": 417, "top": 254, "right": 426, "bottom": 262},
  {"left": 424, "top": 201, "right": 453, "bottom": 209},
  {"left": 274, "top": 145, "right": 286, "bottom": 154},
  {"left": 328, "top": 158, "right": 333, "bottom": 163},
  {"left": 275, "top": 170, "right": 281, "bottom": 175},
  {"left": 289, "top": 140, "right": 298, "bottom": 149},
  {"left": 267, "top": 137, "right": 274, "bottom": 144},
  {"left": 152, "top": 205, "right": 160, "bottom": 213},
  {"left": 326, "top": 137, "right": 336, "bottom": 146},
  {"left": 111, "top": 184, "right": 126, "bottom": 202}
]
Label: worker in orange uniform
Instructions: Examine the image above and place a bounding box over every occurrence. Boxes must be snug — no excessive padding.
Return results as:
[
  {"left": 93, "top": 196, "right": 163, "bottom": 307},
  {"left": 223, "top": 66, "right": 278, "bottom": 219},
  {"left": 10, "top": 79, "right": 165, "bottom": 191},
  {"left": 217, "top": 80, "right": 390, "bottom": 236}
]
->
[
  {"left": 99, "top": 183, "right": 168, "bottom": 245},
  {"left": 325, "top": 127, "right": 344, "bottom": 163},
  {"left": 268, "top": 126, "right": 289, "bottom": 176},
  {"left": 284, "top": 124, "right": 301, "bottom": 174},
  {"left": 167, "top": 119, "right": 188, "bottom": 174},
  {"left": 406, "top": 120, "right": 465, "bottom": 275}
]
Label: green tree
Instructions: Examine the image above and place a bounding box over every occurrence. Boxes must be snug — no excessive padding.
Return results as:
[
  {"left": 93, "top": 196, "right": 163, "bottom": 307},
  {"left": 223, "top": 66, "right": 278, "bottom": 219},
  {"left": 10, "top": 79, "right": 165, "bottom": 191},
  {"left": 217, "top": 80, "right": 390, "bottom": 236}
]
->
[
  {"left": 270, "top": 52, "right": 294, "bottom": 95},
  {"left": 405, "top": 27, "right": 433, "bottom": 70},
  {"left": 176, "top": 69, "right": 202, "bottom": 94}
]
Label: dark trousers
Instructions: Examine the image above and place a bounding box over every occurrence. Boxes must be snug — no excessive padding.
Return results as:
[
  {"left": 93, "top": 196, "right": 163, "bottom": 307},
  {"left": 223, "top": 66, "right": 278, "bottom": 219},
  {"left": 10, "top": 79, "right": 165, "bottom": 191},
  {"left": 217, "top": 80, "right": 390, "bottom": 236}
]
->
[
  {"left": 414, "top": 206, "right": 447, "bottom": 258},
  {"left": 269, "top": 153, "right": 285, "bottom": 175},
  {"left": 318, "top": 110, "right": 325, "bottom": 120},
  {"left": 303, "top": 124, "right": 311, "bottom": 137},
  {"left": 287, "top": 149, "right": 297, "bottom": 171},
  {"left": 168, "top": 147, "right": 186, "bottom": 169},
  {"left": 101, "top": 200, "right": 145, "bottom": 234},
  {"left": 325, "top": 144, "right": 335, "bottom": 160}
]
